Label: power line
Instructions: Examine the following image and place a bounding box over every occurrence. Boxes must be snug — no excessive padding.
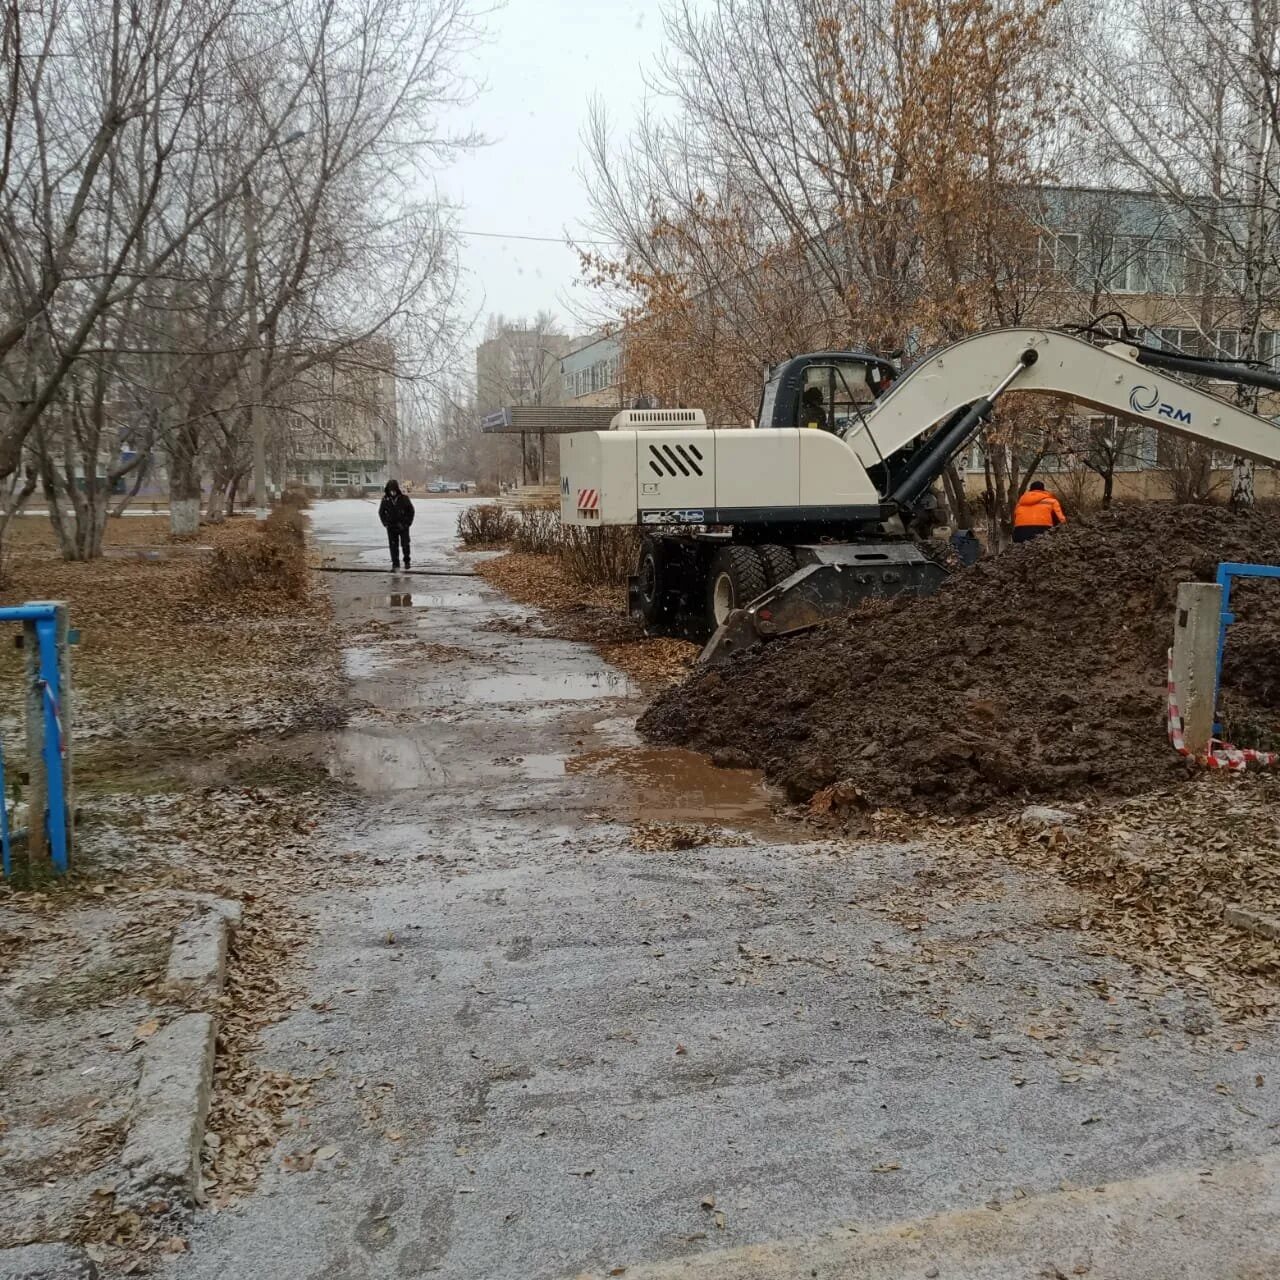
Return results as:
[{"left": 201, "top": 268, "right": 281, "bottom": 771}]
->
[{"left": 458, "top": 229, "right": 613, "bottom": 246}]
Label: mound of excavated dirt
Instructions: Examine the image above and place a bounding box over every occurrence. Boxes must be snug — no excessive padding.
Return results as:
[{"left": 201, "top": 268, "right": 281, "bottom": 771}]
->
[{"left": 640, "top": 504, "right": 1280, "bottom": 814}]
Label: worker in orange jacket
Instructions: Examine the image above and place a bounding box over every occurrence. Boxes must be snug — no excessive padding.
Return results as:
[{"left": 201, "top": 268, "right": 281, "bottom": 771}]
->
[{"left": 1012, "top": 481, "right": 1066, "bottom": 544}]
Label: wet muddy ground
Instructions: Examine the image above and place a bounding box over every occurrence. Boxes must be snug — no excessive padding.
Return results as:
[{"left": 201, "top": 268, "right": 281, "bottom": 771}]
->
[{"left": 173, "top": 499, "right": 1280, "bottom": 1280}]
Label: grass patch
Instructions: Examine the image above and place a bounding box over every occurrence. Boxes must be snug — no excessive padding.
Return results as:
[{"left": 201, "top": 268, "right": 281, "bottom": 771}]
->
[{"left": 15, "top": 934, "right": 169, "bottom": 1017}]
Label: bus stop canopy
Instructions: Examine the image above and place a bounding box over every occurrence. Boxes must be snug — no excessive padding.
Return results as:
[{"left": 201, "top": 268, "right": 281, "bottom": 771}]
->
[{"left": 480, "top": 405, "right": 620, "bottom": 435}]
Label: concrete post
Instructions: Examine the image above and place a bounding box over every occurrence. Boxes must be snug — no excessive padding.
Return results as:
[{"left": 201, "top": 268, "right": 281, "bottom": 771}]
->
[{"left": 1172, "top": 581, "right": 1223, "bottom": 754}]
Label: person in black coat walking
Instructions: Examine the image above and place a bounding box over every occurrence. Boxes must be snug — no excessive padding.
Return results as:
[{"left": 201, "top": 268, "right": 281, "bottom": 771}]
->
[{"left": 378, "top": 480, "right": 415, "bottom": 570}]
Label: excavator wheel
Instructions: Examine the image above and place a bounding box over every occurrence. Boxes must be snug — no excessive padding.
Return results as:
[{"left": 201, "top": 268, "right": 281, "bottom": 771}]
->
[
  {"left": 706, "top": 545, "right": 769, "bottom": 630},
  {"left": 759, "top": 544, "right": 798, "bottom": 586},
  {"left": 634, "top": 537, "right": 675, "bottom": 628}
]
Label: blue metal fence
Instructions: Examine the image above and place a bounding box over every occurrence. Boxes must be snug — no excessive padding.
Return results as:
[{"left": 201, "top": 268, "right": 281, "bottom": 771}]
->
[{"left": 1214, "top": 562, "right": 1280, "bottom": 735}]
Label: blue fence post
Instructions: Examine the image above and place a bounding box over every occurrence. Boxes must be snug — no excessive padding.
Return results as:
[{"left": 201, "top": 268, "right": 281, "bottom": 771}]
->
[
  {"left": 0, "top": 601, "right": 71, "bottom": 879},
  {"left": 35, "top": 609, "right": 68, "bottom": 874}
]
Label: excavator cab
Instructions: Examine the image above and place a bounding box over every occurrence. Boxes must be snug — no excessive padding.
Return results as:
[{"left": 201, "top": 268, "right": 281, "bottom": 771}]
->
[{"left": 758, "top": 350, "right": 898, "bottom": 433}]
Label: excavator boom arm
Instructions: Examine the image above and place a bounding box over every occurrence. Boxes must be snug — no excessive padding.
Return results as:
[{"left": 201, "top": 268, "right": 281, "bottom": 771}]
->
[{"left": 853, "top": 328, "right": 1280, "bottom": 471}]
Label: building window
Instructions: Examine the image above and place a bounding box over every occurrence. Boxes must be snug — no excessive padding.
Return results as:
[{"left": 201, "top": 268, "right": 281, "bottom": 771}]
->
[
  {"left": 1105, "top": 235, "right": 1186, "bottom": 294},
  {"left": 1255, "top": 331, "right": 1280, "bottom": 367},
  {"left": 1039, "top": 231, "right": 1084, "bottom": 285},
  {"left": 1154, "top": 326, "right": 1199, "bottom": 355},
  {"left": 1209, "top": 329, "right": 1241, "bottom": 360}
]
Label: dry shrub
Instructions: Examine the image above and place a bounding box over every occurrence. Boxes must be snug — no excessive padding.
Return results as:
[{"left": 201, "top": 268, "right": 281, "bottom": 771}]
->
[
  {"left": 510, "top": 506, "right": 561, "bottom": 554},
  {"left": 200, "top": 508, "right": 308, "bottom": 599},
  {"left": 559, "top": 526, "right": 638, "bottom": 586},
  {"left": 456, "top": 504, "right": 517, "bottom": 546},
  {"left": 458, "top": 501, "right": 637, "bottom": 586},
  {"left": 280, "top": 483, "right": 313, "bottom": 510}
]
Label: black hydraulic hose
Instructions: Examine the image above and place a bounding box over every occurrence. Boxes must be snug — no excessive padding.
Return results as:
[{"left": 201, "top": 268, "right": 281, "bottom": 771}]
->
[
  {"left": 888, "top": 348, "right": 1039, "bottom": 508},
  {"left": 1134, "top": 348, "right": 1280, "bottom": 394}
]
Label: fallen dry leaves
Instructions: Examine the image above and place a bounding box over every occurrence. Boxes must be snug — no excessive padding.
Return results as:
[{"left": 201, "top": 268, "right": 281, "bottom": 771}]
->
[
  {"left": 810, "top": 772, "right": 1280, "bottom": 1024},
  {"left": 630, "top": 822, "right": 749, "bottom": 852},
  {"left": 0, "top": 513, "right": 346, "bottom": 1262}
]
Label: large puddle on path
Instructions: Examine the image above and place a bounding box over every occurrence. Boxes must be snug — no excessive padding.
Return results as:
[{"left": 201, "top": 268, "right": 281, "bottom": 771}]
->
[
  {"left": 567, "top": 744, "right": 782, "bottom": 832},
  {"left": 464, "top": 670, "right": 637, "bottom": 704},
  {"left": 325, "top": 727, "right": 446, "bottom": 791},
  {"left": 343, "top": 646, "right": 396, "bottom": 679},
  {"left": 387, "top": 592, "right": 486, "bottom": 609}
]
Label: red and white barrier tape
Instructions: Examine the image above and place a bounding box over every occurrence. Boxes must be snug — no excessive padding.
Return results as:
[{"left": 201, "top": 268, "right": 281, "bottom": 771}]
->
[
  {"left": 36, "top": 679, "right": 66, "bottom": 759},
  {"left": 1166, "top": 649, "right": 1277, "bottom": 771}
]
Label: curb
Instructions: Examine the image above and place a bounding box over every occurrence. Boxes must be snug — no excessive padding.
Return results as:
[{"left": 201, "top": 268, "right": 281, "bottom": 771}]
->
[
  {"left": 1224, "top": 904, "right": 1280, "bottom": 941},
  {"left": 119, "top": 899, "right": 240, "bottom": 1207},
  {"left": 0, "top": 1243, "right": 98, "bottom": 1279},
  {"left": 163, "top": 901, "right": 239, "bottom": 1001},
  {"left": 119, "top": 1012, "right": 217, "bottom": 1202}
]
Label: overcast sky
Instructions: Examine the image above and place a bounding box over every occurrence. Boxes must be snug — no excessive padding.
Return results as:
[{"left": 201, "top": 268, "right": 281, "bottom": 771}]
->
[{"left": 441, "top": 0, "right": 671, "bottom": 350}]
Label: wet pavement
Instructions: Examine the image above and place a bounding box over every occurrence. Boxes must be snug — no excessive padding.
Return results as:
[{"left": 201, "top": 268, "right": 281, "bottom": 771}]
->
[{"left": 177, "top": 498, "right": 1280, "bottom": 1280}]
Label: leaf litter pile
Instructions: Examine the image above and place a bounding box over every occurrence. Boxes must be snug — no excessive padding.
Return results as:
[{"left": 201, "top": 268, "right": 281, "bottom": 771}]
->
[
  {"left": 643, "top": 503, "right": 1280, "bottom": 812},
  {"left": 0, "top": 514, "right": 346, "bottom": 1265}
]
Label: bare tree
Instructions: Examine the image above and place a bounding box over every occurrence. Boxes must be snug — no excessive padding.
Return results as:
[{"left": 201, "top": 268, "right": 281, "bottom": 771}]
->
[
  {"left": 581, "top": 0, "right": 1068, "bottom": 529},
  {"left": 0, "top": 0, "right": 483, "bottom": 553},
  {"left": 1071, "top": 0, "right": 1280, "bottom": 506}
]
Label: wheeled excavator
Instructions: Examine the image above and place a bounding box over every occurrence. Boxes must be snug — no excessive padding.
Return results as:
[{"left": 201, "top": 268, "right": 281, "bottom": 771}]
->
[{"left": 558, "top": 327, "right": 1280, "bottom": 662}]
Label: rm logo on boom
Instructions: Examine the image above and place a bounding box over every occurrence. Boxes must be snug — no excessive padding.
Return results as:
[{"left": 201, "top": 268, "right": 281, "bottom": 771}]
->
[{"left": 1129, "top": 383, "right": 1192, "bottom": 425}]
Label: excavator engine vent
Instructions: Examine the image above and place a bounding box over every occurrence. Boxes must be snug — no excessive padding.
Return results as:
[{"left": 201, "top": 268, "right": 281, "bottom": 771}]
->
[{"left": 647, "top": 442, "right": 705, "bottom": 478}]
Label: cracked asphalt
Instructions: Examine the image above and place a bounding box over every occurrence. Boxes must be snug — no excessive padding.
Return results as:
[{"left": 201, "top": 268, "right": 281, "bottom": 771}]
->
[{"left": 175, "top": 499, "right": 1280, "bottom": 1280}]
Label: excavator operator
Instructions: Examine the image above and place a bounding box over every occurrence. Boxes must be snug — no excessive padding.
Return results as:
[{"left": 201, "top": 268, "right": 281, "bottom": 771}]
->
[
  {"left": 799, "top": 386, "right": 830, "bottom": 432},
  {"left": 1012, "top": 481, "right": 1066, "bottom": 544}
]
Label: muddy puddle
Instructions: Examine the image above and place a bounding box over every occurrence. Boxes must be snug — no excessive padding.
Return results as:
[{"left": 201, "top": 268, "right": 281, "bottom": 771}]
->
[
  {"left": 343, "top": 646, "right": 397, "bottom": 679},
  {"left": 566, "top": 743, "right": 785, "bottom": 834},
  {"left": 386, "top": 591, "right": 486, "bottom": 607},
  {"left": 464, "top": 671, "right": 637, "bottom": 704},
  {"left": 324, "top": 728, "right": 446, "bottom": 791}
]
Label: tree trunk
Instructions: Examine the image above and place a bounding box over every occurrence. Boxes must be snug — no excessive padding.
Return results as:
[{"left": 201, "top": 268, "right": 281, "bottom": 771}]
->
[
  {"left": 227, "top": 466, "right": 248, "bottom": 515},
  {"left": 110, "top": 454, "right": 149, "bottom": 518},
  {"left": 205, "top": 476, "right": 229, "bottom": 524},
  {"left": 169, "top": 426, "right": 201, "bottom": 537},
  {"left": 0, "top": 468, "right": 39, "bottom": 565},
  {"left": 941, "top": 462, "right": 972, "bottom": 528},
  {"left": 1230, "top": 457, "right": 1255, "bottom": 509},
  {"left": 74, "top": 483, "right": 109, "bottom": 560},
  {"left": 986, "top": 444, "right": 1013, "bottom": 550}
]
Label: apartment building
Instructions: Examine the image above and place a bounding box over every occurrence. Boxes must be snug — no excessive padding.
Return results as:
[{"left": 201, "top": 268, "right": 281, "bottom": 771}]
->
[
  {"left": 287, "top": 338, "right": 397, "bottom": 493},
  {"left": 560, "top": 332, "right": 623, "bottom": 407}
]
